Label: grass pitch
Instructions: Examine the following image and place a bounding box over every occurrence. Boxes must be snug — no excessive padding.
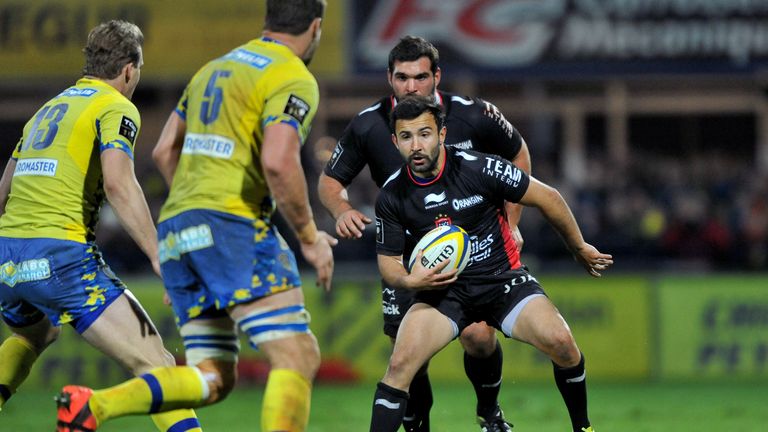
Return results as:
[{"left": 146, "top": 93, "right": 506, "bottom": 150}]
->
[{"left": 2, "top": 381, "right": 765, "bottom": 431}]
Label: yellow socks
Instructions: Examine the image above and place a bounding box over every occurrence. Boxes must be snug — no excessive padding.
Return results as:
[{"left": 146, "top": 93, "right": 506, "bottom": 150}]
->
[
  {"left": 0, "top": 335, "right": 38, "bottom": 410},
  {"left": 151, "top": 408, "right": 203, "bottom": 432},
  {"left": 89, "top": 366, "right": 207, "bottom": 428},
  {"left": 261, "top": 369, "right": 312, "bottom": 432}
]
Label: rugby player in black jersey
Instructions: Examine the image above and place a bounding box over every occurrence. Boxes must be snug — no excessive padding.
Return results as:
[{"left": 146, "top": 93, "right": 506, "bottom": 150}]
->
[
  {"left": 319, "top": 36, "right": 529, "bottom": 431},
  {"left": 368, "top": 98, "right": 612, "bottom": 432}
]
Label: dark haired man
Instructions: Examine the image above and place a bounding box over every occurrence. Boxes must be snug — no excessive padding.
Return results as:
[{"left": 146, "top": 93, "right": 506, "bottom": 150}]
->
[
  {"left": 53, "top": 2, "right": 334, "bottom": 431},
  {"left": 369, "top": 97, "right": 611, "bottom": 432},
  {"left": 319, "top": 36, "right": 529, "bottom": 431}
]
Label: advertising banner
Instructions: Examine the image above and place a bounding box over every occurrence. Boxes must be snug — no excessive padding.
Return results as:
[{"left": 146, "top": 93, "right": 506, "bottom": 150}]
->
[
  {"left": 658, "top": 276, "right": 768, "bottom": 380},
  {"left": 351, "top": 0, "right": 768, "bottom": 77},
  {"left": 0, "top": 0, "right": 345, "bottom": 82},
  {"left": 1, "top": 275, "right": 650, "bottom": 390}
]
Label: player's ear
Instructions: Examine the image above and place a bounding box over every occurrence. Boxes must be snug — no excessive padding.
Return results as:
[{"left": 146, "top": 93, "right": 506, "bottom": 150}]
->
[
  {"left": 434, "top": 67, "right": 441, "bottom": 87},
  {"left": 391, "top": 133, "right": 398, "bottom": 147},
  {"left": 123, "top": 62, "right": 133, "bottom": 84},
  {"left": 310, "top": 17, "right": 322, "bottom": 36}
]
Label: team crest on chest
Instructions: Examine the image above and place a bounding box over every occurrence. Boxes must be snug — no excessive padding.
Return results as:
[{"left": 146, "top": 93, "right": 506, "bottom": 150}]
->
[{"left": 434, "top": 214, "right": 452, "bottom": 227}]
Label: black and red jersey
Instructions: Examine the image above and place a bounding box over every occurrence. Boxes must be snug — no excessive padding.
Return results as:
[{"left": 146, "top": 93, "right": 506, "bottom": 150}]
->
[
  {"left": 375, "top": 147, "right": 530, "bottom": 279},
  {"left": 324, "top": 91, "right": 524, "bottom": 188}
]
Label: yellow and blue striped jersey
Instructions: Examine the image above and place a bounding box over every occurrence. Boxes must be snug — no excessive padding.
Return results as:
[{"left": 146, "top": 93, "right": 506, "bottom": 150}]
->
[
  {"left": 159, "top": 37, "right": 319, "bottom": 222},
  {"left": 0, "top": 78, "right": 140, "bottom": 243}
]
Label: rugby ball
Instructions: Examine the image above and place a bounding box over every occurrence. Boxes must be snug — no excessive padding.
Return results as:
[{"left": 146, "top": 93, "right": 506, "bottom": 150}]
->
[{"left": 408, "top": 225, "right": 470, "bottom": 275}]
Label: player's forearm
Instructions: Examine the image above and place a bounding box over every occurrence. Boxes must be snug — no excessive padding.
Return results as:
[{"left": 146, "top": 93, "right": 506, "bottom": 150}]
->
[
  {"left": 104, "top": 179, "right": 159, "bottom": 261},
  {"left": 504, "top": 201, "right": 523, "bottom": 228},
  {"left": 318, "top": 173, "right": 353, "bottom": 219},
  {"left": 537, "top": 187, "right": 587, "bottom": 253},
  {"left": 153, "top": 149, "right": 179, "bottom": 186},
  {"left": 265, "top": 158, "right": 317, "bottom": 244},
  {"left": 377, "top": 254, "right": 414, "bottom": 290}
]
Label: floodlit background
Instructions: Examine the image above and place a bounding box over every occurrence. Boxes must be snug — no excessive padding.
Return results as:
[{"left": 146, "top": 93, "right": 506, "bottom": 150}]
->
[{"left": 1, "top": 1, "right": 767, "bottom": 431}]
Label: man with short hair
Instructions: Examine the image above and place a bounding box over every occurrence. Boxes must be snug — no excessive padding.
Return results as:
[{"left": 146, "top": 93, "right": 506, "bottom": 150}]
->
[
  {"left": 0, "top": 20, "right": 203, "bottom": 432},
  {"left": 319, "top": 36, "right": 529, "bottom": 431},
  {"left": 369, "top": 97, "right": 612, "bottom": 432},
  {"left": 52, "top": 2, "right": 335, "bottom": 431}
]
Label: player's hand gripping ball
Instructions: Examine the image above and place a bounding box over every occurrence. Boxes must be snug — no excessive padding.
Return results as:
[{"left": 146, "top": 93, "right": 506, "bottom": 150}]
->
[{"left": 408, "top": 225, "right": 470, "bottom": 275}]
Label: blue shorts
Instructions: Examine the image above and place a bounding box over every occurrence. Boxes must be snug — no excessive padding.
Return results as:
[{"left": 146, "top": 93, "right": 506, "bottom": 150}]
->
[
  {"left": 158, "top": 209, "right": 302, "bottom": 327},
  {"left": 0, "top": 237, "right": 124, "bottom": 333}
]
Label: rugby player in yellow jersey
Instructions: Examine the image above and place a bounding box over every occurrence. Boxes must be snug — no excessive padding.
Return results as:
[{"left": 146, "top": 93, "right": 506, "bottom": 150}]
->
[
  {"left": 0, "top": 20, "right": 203, "bottom": 432},
  {"left": 53, "top": 2, "right": 335, "bottom": 432}
]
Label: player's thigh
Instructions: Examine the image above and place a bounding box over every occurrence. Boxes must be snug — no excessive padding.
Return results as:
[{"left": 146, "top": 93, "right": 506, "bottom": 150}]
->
[
  {"left": 511, "top": 296, "right": 576, "bottom": 352},
  {"left": 6, "top": 317, "right": 60, "bottom": 353},
  {"left": 390, "top": 303, "right": 455, "bottom": 376},
  {"left": 81, "top": 290, "right": 173, "bottom": 374}
]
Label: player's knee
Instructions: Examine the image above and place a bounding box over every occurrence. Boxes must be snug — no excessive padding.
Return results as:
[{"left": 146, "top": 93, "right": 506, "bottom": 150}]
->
[
  {"left": 385, "top": 349, "right": 417, "bottom": 386},
  {"left": 459, "top": 324, "right": 497, "bottom": 358},
  {"left": 543, "top": 328, "right": 579, "bottom": 366}
]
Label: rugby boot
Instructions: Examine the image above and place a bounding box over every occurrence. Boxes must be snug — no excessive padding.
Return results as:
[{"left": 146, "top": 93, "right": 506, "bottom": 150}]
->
[
  {"left": 478, "top": 406, "right": 513, "bottom": 431},
  {"left": 55, "top": 385, "right": 98, "bottom": 432}
]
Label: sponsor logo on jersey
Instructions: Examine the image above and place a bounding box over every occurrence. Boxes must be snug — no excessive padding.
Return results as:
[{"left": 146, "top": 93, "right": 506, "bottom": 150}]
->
[
  {"left": 159, "top": 224, "right": 215, "bottom": 263},
  {"left": 223, "top": 48, "right": 272, "bottom": 69},
  {"left": 329, "top": 141, "right": 344, "bottom": 169},
  {"left": 60, "top": 88, "right": 97, "bottom": 97},
  {"left": 284, "top": 94, "right": 311, "bottom": 125},
  {"left": 469, "top": 233, "right": 494, "bottom": 263},
  {"left": 14, "top": 158, "right": 58, "bottom": 177},
  {"left": 182, "top": 133, "right": 235, "bottom": 159},
  {"left": 376, "top": 217, "right": 384, "bottom": 244},
  {"left": 483, "top": 157, "right": 522, "bottom": 187},
  {"left": 505, "top": 274, "right": 538, "bottom": 291},
  {"left": 119, "top": 116, "right": 138, "bottom": 145},
  {"left": 382, "top": 287, "right": 400, "bottom": 315},
  {"left": 452, "top": 194, "right": 484, "bottom": 211},
  {"left": 482, "top": 101, "right": 516, "bottom": 139},
  {"left": 446, "top": 140, "right": 473, "bottom": 150},
  {"left": 424, "top": 191, "right": 448, "bottom": 209},
  {"left": 0, "top": 259, "right": 51, "bottom": 287}
]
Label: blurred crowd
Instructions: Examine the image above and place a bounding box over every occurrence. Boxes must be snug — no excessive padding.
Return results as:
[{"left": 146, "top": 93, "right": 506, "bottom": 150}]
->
[
  {"left": 531, "top": 151, "right": 768, "bottom": 272},
  {"left": 95, "top": 138, "right": 766, "bottom": 275}
]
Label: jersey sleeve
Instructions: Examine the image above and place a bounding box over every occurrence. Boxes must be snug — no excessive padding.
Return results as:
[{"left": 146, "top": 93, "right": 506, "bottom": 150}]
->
[
  {"left": 261, "top": 66, "right": 319, "bottom": 146},
  {"left": 322, "top": 120, "right": 369, "bottom": 186},
  {"left": 174, "top": 85, "right": 189, "bottom": 121},
  {"left": 477, "top": 154, "right": 530, "bottom": 204},
  {"left": 10, "top": 136, "right": 23, "bottom": 160},
  {"left": 475, "top": 98, "right": 523, "bottom": 162},
  {"left": 375, "top": 190, "right": 406, "bottom": 256},
  {"left": 97, "top": 101, "right": 141, "bottom": 160}
]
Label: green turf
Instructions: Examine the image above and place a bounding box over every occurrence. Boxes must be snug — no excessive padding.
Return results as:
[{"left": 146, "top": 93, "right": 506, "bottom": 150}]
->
[{"left": 3, "top": 382, "right": 766, "bottom": 431}]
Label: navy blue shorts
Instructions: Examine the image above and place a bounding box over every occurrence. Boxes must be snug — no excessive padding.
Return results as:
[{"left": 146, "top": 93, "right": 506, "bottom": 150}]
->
[
  {"left": 158, "top": 209, "right": 302, "bottom": 326},
  {"left": 0, "top": 237, "right": 124, "bottom": 333}
]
